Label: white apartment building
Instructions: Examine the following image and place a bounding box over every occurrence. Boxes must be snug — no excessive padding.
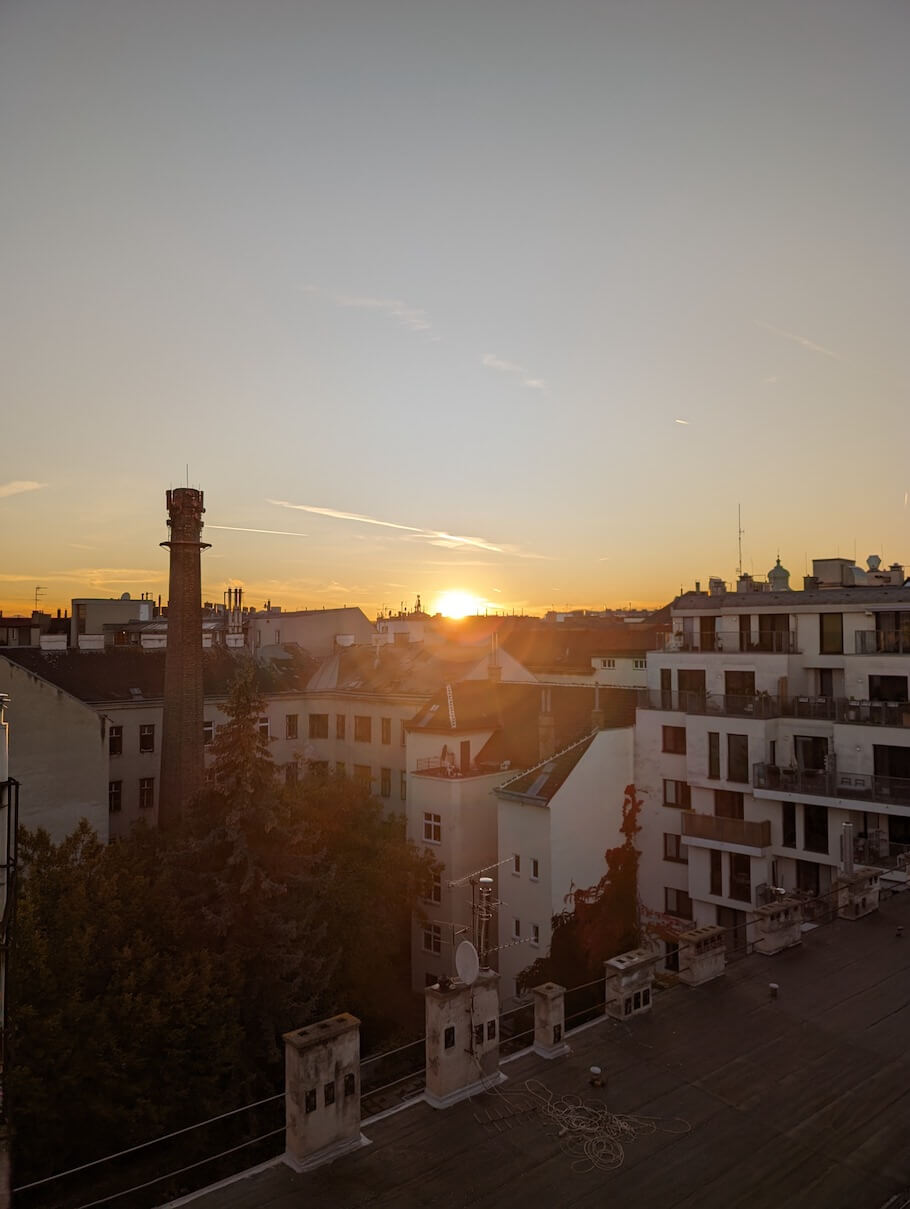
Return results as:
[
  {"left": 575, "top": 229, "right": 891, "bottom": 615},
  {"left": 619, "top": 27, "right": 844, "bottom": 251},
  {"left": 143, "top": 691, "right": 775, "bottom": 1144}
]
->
[{"left": 635, "top": 557, "right": 910, "bottom": 961}]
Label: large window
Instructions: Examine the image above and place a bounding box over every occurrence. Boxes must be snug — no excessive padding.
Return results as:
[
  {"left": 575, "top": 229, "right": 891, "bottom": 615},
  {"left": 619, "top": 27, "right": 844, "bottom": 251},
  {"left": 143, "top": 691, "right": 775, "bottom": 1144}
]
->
[
  {"left": 665, "top": 887, "right": 693, "bottom": 920},
  {"left": 285, "top": 713, "right": 298, "bottom": 740},
  {"left": 380, "top": 767, "right": 391, "bottom": 798},
  {"left": 708, "top": 732, "right": 720, "bottom": 779},
  {"left": 139, "top": 724, "right": 155, "bottom": 754},
  {"left": 710, "top": 849, "right": 723, "bottom": 896},
  {"left": 423, "top": 924, "right": 442, "bottom": 954},
  {"left": 663, "top": 833, "right": 687, "bottom": 863},
  {"left": 109, "top": 725, "right": 123, "bottom": 757},
  {"left": 108, "top": 781, "right": 122, "bottom": 813},
  {"left": 423, "top": 812, "right": 441, "bottom": 843},
  {"left": 782, "top": 803, "right": 797, "bottom": 848},
  {"left": 662, "top": 780, "right": 692, "bottom": 809},
  {"left": 308, "top": 713, "right": 328, "bottom": 739},
  {"left": 354, "top": 715, "right": 371, "bottom": 743},
  {"left": 804, "top": 804, "right": 829, "bottom": 854},
  {"left": 729, "top": 853, "right": 751, "bottom": 902},
  {"left": 258, "top": 717, "right": 270, "bottom": 741},
  {"left": 424, "top": 871, "right": 442, "bottom": 904},
  {"left": 662, "top": 726, "right": 687, "bottom": 754},
  {"left": 727, "top": 734, "right": 749, "bottom": 783},
  {"left": 381, "top": 717, "right": 392, "bottom": 745},
  {"left": 819, "top": 612, "right": 844, "bottom": 654},
  {"left": 139, "top": 777, "right": 154, "bottom": 809},
  {"left": 715, "top": 789, "right": 744, "bottom": 819},
  {"left": 353, "top": 763, "right": 371, "bottom": 787}
]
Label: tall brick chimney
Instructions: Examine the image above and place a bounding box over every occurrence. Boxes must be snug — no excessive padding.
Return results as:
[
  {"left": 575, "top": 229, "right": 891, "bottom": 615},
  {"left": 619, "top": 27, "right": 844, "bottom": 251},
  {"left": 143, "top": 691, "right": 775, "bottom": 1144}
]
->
[{"left": 159, "top": 488, "right": 210, "bottom": 829}]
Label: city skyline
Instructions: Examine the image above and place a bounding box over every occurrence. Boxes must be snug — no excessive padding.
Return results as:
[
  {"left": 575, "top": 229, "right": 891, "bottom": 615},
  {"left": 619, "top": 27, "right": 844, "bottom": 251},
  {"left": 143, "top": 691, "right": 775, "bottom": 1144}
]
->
[{"left": 3, "top": 0, "right": 908, "bottom": 617}]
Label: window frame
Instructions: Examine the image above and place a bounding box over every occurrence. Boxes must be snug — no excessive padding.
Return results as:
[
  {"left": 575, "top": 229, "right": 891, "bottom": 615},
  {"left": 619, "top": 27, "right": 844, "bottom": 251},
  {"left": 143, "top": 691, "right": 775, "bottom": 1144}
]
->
[
  {"left": 108, "top": 780, "right": 122, "bottom": 813},
  {"left": 354, "top": 715, "right": 372, "bottom": 743},
  {"left": 285, "top": 713, "right": 299, "bottom": 740},
  {"left": 663, "top": 832, "right": 688, "bottom": 863},
  {"left": 308, "top": 713, "right": 328, "bottom": 740},
  {"left": 423, "top": 812, "right": 441, "bottom": 844},
  {"left": 662, "top": 779, "right": 691, "bottom": 809},
  {"left": 662, "top": 725, "right": 687, "bottom": 755},
  {"left": 138, "top": 724, "right": 155, "bottom": 754},
  {"left": 381, "top": 717, "right": 392, "bottom": 745},
  {"left": 109, "top": 725, "right": 123, "bottom": 757},
  {"left": 423, "top": 923, "right": 442, "bottom": 954},
  {"left": 138, "top": 777, "right": 155, "bottom": 810}
]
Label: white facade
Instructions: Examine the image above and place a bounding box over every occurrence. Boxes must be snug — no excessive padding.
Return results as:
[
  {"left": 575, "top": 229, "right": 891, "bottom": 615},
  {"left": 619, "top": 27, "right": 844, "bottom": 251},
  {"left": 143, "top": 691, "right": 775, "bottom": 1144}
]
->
[{"left": 634, "top": 579, "right": 910, "bottom": 959}]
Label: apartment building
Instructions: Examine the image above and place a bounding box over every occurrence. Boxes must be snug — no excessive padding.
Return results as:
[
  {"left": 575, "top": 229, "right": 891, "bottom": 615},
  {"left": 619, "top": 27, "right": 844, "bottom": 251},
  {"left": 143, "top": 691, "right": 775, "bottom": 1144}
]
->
[{"left": 635, "top": 557, "right": 910, "bottom": 960}]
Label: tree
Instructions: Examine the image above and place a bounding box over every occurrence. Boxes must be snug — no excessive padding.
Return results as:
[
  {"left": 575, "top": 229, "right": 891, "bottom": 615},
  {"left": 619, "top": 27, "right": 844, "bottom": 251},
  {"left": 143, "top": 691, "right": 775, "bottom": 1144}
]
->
[{"left": 519, "top": 783, "right": 642, "bottom": 992}]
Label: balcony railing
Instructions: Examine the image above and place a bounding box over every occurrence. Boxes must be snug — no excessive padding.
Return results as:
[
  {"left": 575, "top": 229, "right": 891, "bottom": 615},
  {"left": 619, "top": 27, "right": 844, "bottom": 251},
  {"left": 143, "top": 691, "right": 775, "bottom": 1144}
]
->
[
  {"left": 681, "top": 813, "right": 771, "bottom": 849},
  {"left": 753, "top": 763, "right": 910, "bottom": 807},
  {"left": 658, "top": 630, "right": 797, "bottom": 654},
  {"left": 638, "top": 690, "right": 910, "bottom": 728},
  {"left": 855, "top": 630, "right": 910, "bottom": 655}
]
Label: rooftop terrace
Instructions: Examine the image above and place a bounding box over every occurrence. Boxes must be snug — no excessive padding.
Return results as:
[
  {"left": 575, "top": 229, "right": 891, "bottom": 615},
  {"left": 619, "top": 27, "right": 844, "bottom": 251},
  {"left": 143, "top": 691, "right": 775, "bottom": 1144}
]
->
[{"left": 174, "top": 894, "right": 910, "bottom": 1209}]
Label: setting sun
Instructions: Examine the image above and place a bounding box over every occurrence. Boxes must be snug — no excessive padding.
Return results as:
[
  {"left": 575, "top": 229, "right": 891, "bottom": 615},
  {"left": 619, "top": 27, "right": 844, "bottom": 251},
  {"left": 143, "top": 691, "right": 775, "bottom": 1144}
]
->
[{"left": 433, "top": 590, "right": 485, "bottom": 619}]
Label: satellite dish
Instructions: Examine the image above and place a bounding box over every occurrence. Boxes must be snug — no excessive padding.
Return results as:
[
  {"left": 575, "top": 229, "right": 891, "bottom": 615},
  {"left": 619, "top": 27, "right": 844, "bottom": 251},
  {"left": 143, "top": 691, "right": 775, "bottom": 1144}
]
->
[{"left": 455, "top": 940, "right": 480, "bottom": 986}]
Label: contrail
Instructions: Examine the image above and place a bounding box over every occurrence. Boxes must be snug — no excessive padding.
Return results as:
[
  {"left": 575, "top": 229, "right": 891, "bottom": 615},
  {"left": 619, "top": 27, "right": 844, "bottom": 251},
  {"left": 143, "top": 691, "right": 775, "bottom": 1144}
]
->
[{"left": 208, "top": 524, "right": 309, "bottom": 538}]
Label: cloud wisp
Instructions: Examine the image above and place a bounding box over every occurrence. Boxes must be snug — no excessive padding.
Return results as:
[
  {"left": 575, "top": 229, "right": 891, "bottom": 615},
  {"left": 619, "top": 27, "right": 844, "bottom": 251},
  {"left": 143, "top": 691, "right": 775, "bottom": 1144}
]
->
[
  {"left": 482, "top": 353, "right": 546, "bottom": 390},
  {"left": 208, "top": 524, "right": 310, "bottom": 539},
  {"left": 268, "top": 499, "right": 549, "bottom": 559},
  {"left": 756, "top": 321, "right": 841, "bottom": 361},
  {"left": 304, "top": 285, "right": 434, "bottom": 336},
  {"left": 0, "top": 480, "right": 46, "bottom": 499}
]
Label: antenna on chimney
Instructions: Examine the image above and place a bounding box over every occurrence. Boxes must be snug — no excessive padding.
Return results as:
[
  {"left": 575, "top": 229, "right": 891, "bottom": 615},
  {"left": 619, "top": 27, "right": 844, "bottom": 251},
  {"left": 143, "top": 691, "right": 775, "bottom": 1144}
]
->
[{"left": 737, "top": 504, "right": 744, "bottom": 578}]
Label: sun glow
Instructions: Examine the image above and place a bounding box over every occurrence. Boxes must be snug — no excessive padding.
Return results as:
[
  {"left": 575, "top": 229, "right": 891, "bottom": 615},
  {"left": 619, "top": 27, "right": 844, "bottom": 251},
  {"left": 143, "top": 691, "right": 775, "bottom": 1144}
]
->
[{"left": 433, "top": 590, "right": 485, "bottom": 619}]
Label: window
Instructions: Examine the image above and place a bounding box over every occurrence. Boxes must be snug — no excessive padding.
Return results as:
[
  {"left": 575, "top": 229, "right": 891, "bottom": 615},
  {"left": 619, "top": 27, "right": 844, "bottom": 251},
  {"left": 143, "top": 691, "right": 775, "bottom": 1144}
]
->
[
  {"left": 729, "top": 853, "right": 751, "bottom": 902},
  {"left": 308, "top": 713, "right": 328, "bottom": 740},
  {"left": 336, "top": 714, "right": 346, "bottom": 740},
  {"left": 531, "top": 858, "right": 540, "bottom": 880},
  {"left": 662, "top": 725, "right": 687, "bottom": 754},
  {"left": 258, "top": 717, "right": 270, "bottom": 741},
  {"left": 715, "top": 790, "right": 744, "bottom": 819},
  {"left": 309, "top": 760, "right": 329, "bottom": 777},
  {"left": 663, "top": 833, "right": 687, "bottom": 863},
  {"left": 727, "top": 734, "right": 749, "bottom": 783},
  {"left": 634, "top": 658, "right": 646, "bottom": 670},
  {"left": 305, "top": 1089, "right": 317, "bottom": 1114},
  {"left": 109, "top": 725, "right": 123, "bottom": 757},
  {"left": 513, "top": 918, "right": 521, "bottom": 939},
  {"left": 662, "top": 779, "right": 691, "bottom": 809},
  {"left": 820, "top": 612, "right": 844, "bottom": 655},
  {"left": 423, "top": 812, "right": 441, "bottom": 843},
  {"left": 108, "top": 781, "right": 122, "bottom": 813},
  {"left": 512, "top": 853, "right": 521, "bottom": 875},
  {"left": 400, "top": 720, "right": 407, "bottom": 746},
  {"left": 444, "top": 1026, "right": 455, "bottom": 1050},
  {"left": 400, "top": 770, "right": 407, "bottom": 801},
  {"left": 203, "top": 720, "right": 214, "bottom": 746},
  {"left": 487, "top": 1020, "right": 496, "bottom": 1040},
  {"left": 425, "top": 870, "right": 442, "bottom": 904},
  {"left": 285, "top": 713, "right": 298, "bottom": 740},
  {"left": 423, "top": 923, "right": 442, "bottom": 954},
  {"left": 354, "top": 715, "right": 371, "bottom": 743},
  {"left": 139, "top": 724, "right": 155, "bottom": 754},
  {"left": 380, "top": 767, "right": 391, "bottom": 798},
  {"left": 274, "top": 630, "right": 280, "bottom": 646},
  {"left": 782, "top": 802, "right": 796, "bottom": 848},
  {"left": 531, "top": 924, "right": 540, "bottom": 946},
  {"left": 710, "top": 849, "right": 723, "bottom": 896},
  {"left": 335, "top": 761, "right": 346, "bottom": 778},
  {"left": 602, "top": 658, "right": 615, "bottom": 669},
  {"left": 353, "top": 763, "right": 371, "bottom": 787},
  {"left": 665, "top": 887, "right": 693, "bottom": 920},
  {"left": 344, "top": 1072, "right": 355, "bottom": 1097},
  {"left": 285, "top": 762, "right": 298, "bottom": 786},
  {"left": 381, "top": 717, "right": 391, "bottom": 745},
  {"left": 324, "top": 1082, "right": 335, "bottom": 1107},
  {"left": 139, "top": 777, "right": 154, "bottom": 810},
  {"left": 708, "top": 731, "right": 720, "bottom": 779},
  {"left": 804, "top": 804, "right": 829, "bottom": 854}
]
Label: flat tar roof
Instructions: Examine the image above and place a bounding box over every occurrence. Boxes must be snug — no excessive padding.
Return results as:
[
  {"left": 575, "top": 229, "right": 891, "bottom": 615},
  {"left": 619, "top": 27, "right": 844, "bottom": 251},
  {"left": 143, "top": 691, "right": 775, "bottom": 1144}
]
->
[{"left": 173, "top": 893, "right": 910, "bottom": 1209}]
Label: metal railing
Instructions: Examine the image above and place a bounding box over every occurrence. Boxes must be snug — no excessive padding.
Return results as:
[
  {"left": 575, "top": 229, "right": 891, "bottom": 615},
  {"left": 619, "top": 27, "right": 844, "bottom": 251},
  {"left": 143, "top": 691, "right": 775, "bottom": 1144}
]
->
[
  {"left": 658, "top": 630, "right": 797, "bottom": 654},
  {"left": 753, "top": 763, "right": 910, "bottom": 807},
  {"left": 681, "top": 813, "right": 771, "bottom": 849},
  {"left": 638, "top": 690, "right": 910, "bottom": 728},
  {"left": 855, "top": 630, "right": 910, "bottom": 655}
]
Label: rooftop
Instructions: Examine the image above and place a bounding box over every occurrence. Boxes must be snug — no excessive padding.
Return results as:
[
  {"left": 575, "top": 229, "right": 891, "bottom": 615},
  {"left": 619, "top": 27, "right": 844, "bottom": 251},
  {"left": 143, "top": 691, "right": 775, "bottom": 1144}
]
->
[
  {"left": 179, "top": 893, "right": 910, "bottom": 1209},
  {"left": 674, "top": 585, "right": 910, "bottom": 612}
]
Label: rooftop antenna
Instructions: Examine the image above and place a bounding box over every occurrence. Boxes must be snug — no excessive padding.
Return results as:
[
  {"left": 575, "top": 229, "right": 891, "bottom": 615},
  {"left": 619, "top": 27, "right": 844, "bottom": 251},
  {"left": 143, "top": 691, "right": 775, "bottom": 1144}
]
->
[
  {"left": 34, "top": 586, "right": 47, "bottom": 611},
  {"left": 737, "top": 504, "right": 744, "bottom": 578}
]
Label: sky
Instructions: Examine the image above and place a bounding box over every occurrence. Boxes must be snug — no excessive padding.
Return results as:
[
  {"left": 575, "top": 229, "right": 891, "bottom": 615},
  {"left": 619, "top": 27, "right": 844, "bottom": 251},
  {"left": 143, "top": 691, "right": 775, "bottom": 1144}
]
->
[{"left": 2, "top": 0, "right": 909, "bottom": 619}]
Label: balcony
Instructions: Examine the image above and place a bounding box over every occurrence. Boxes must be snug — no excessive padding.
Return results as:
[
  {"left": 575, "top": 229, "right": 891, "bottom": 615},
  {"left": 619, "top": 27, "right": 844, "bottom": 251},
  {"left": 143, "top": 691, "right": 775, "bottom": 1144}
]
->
[
  {"left": 753, "top": 763, "right": 910, "bottom": 808},
  {"left": 637, "top": 690, "right": 910, "bottom": 728},
  {"left": 855, "top": 630, "right": 910, "bottom": 655},
  {"left": 658, "top": 630, "right": 797, "bottom": 655},
  {"left": 682, "top": 812, "right": 771, "bottom": 851}
]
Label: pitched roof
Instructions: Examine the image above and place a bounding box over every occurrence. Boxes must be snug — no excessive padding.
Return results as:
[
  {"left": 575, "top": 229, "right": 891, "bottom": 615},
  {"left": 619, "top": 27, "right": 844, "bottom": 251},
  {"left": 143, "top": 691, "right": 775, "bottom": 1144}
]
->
[
  {"left": 0, "top": 648, "right": 315, "bottom": 705},
  {"left": 494, "top": 733, "right": 597, "bottom": 803},
  {"left": 306, "top": 642, "right": 485, "bottom": 696}
]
